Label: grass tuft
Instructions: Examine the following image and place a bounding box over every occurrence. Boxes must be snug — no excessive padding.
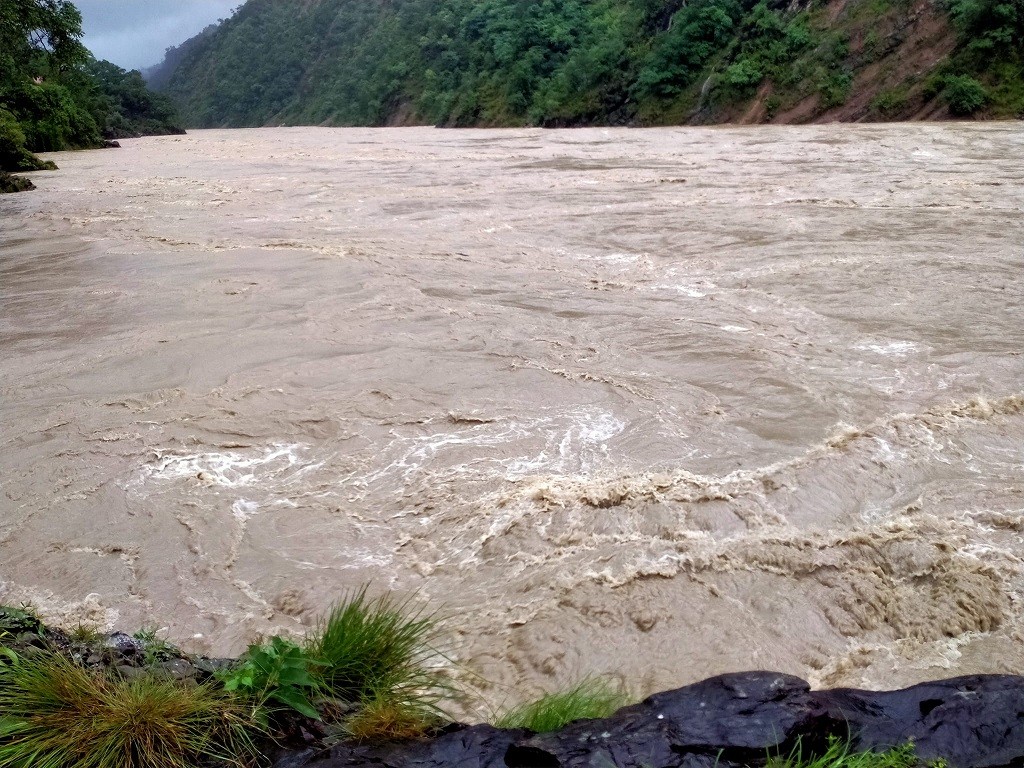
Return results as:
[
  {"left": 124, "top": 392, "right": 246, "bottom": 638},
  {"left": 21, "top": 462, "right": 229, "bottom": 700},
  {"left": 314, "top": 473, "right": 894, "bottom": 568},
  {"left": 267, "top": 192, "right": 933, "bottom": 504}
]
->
[
  {"left": 769, "top": 737, "right": 929, "bottom": 768},
  {"left": 342, "top": 690, "right": 441, "bottom": 742},
  {"left": 68, "top": 623, "right": 104, "bottom": 646},
  {"left": 0, "top": 650, "right": 259, "bottom": 768},
  {"left": 306, "top": 586, "right": 451, "bottom": 713},
  {"left": 495, "top": 678, "right": 629, "bottom": 733}
]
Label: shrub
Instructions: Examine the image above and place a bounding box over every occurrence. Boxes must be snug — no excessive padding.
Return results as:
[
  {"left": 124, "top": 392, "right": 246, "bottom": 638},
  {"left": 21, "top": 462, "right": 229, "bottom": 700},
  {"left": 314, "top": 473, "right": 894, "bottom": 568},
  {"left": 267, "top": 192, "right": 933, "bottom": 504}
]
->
[
  {"left": 220, "top": 635, "right": 322, "bottom": 721},
  {"left": 306, "top": 586, "right": 449, "bottom": 714},
  {"left": 495, "top": 678, "right": 630, "bottom": 733},
  {"left": 943, "top": 74, "right": 988, "bottom": 114},
  {"left": 723, "top": 58, "right": 765, "bottom": 93},
  {"left": 0, "top": 650, "right": 259, "bottom": 768},
  {"left": 0, "top": 170, "right": 34, "bottom": 193},
  {"left": 870, "top": 87, "right": 908, "bottom": 117},
  {"left": 0, "top": 108, "right": 59, "bottom": 172},
  {"left": 818, "top": 70, "right": 853, "bottom": 108}
]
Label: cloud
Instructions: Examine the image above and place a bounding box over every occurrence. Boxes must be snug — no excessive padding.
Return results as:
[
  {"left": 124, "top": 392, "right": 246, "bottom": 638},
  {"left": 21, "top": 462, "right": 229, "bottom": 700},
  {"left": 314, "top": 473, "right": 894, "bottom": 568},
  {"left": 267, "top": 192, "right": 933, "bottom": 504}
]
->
[{"left": 76, "top": 0, "right": 240, "bottom": 70}]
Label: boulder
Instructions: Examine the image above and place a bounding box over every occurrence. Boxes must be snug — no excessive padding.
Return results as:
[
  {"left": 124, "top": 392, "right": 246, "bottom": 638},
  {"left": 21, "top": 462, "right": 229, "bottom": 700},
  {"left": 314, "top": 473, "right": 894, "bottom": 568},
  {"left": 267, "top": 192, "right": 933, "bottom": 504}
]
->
[
  {"left": 507, "top": 673, "right": 831, "bottom": 768},
  {"left": 817, "top": 675, "right": 1024, "bottom": 768},
  {"left": 276, "top": 725, "right": 528, "bottom": 768}
]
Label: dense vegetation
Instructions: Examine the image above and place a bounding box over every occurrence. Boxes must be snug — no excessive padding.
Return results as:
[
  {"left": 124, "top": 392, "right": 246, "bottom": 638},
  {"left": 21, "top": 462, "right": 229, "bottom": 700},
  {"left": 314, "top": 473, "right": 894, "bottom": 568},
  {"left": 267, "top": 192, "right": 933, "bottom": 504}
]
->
[
  {"left": 156, "top": 0, "right": 1024, "bottom": 129},
  {"left": 0, "top": 0, "right": 183, "bottom": 188}
]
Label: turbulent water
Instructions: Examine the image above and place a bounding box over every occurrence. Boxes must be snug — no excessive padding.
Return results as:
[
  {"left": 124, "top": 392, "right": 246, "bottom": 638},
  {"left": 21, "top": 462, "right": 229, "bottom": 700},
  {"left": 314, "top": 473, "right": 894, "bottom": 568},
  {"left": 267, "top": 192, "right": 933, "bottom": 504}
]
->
[{"left": 2, "top": 125, "right": 1023, "bottom": 709}]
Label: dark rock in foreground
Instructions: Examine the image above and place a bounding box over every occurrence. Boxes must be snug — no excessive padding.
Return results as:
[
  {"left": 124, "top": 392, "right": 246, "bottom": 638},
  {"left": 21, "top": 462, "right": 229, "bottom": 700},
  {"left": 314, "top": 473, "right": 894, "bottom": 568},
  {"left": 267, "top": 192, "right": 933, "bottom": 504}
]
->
[{"left": 277, "top": 672, "right": 1024, "bottom": 768}]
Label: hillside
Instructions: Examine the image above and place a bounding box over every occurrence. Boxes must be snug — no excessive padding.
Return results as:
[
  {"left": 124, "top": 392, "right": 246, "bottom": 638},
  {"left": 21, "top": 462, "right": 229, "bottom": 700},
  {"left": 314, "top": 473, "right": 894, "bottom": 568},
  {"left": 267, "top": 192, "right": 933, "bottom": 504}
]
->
[{"left": 155, "top": 0, "right": 1022, "bottom": 127}]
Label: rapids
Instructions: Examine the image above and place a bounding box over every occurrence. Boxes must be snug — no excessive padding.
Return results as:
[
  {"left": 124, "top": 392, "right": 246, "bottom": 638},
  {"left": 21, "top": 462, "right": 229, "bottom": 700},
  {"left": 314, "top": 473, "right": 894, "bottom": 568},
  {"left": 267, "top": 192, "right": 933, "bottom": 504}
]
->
[{"left": 1, "top": 125, "right": 1023, "bottom": 709}]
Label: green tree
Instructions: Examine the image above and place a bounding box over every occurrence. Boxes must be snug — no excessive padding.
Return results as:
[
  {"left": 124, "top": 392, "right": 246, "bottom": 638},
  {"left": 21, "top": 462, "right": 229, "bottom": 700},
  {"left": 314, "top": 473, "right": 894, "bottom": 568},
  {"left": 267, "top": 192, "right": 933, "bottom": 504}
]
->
[{"left": 0, "top": 0, "right": 99, "bottom": 164}]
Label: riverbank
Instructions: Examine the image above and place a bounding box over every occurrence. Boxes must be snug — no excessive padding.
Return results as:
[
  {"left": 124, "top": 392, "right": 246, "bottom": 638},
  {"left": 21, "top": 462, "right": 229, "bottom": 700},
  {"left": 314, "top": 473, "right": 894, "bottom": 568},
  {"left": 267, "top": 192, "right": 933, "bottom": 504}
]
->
[{"left": 2, "top": 603, "right": 1023, "bottom": 768}]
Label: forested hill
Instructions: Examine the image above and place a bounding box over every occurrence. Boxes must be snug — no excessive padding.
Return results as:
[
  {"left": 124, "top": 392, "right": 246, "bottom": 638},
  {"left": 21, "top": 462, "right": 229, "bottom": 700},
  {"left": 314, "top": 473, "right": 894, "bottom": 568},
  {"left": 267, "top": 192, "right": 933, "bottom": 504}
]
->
[{"left": 157, "top": 0, "right": 1021, "bottom": 127}]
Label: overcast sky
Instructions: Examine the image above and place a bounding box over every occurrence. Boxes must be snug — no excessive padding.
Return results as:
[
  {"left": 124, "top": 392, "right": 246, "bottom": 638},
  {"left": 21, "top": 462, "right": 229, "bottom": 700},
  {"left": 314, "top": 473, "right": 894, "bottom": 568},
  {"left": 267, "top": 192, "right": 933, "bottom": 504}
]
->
[{"left": 77, "top": 0, "right": 240, "bottom": 71}]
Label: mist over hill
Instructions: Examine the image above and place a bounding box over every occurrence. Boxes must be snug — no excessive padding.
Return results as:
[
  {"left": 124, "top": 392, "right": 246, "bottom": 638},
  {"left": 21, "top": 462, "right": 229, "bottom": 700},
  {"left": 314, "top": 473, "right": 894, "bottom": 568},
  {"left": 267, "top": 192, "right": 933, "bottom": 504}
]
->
[{"left": 152, "top": 0, "right": 1023, "bottom": 126}]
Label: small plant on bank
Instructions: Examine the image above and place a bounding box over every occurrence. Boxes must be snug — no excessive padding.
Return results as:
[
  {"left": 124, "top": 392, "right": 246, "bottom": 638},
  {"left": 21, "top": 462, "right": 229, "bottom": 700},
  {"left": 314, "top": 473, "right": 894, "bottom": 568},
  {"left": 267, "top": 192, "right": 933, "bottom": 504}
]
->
[
  {"left": 133, "top": 627, "right": 182, "bottom": 665},
  {"left": 306, "top": 585, "right": 452, "bottom": 732},
  {"left": 768, "top": 737, "right": 932, "bottom": 768},
  {"left": 495, "top": 678, "right": 630, "bottom": 733},
  {"left": 220, "top": 635, "right": 323, "bottom": 722},
  {"left": 0, "top": 650, "right": 259, "bottom": 768},
  {"left": 0, "top": 605, "right": 42, "bottom": 638}
]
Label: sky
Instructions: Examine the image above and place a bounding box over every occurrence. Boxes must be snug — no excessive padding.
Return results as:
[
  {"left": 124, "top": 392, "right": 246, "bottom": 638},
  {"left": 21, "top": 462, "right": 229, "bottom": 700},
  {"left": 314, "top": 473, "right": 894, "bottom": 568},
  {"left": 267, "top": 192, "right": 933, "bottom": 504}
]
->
[{"left": 76, "top": 0, "right": 241, "bottom": 71}]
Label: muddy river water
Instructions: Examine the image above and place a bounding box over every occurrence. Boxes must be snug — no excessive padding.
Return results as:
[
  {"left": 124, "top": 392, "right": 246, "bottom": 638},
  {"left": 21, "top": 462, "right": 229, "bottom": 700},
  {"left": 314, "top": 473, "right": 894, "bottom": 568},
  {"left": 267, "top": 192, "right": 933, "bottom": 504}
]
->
[{"left": 1, "top": 125, "right": 1023, "bottom": 709}]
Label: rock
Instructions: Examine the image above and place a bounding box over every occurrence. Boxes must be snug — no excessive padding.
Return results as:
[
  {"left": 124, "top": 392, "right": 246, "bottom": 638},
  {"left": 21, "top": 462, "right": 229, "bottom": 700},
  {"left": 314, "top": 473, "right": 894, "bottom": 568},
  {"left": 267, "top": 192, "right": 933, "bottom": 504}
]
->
[
  {"left": 272, "top": 749, "right": 319, "bottom": 768},
  {"left": 286, "top": 673, "right": 1024, "bottom": 768},
  {"left": 284, "top": 724, "right": 528, "bottom": 768},
  {"left": 509, "top": 672, "right": 831, "bottom": 768},
  {"left": 104, "top": 631, "right": 143, "bottom": 656},
  {"left": 115, "top": 664, "right": 149, "bottom": 680},
  {"left": 156, "top": 659, "right": 197, "bottom": 680},
  {"left": 194, "top": 657, "right": 235, "bottom": 674},
  {"left": 816, "top": 675, "right": 1024, "bottom": 768}
]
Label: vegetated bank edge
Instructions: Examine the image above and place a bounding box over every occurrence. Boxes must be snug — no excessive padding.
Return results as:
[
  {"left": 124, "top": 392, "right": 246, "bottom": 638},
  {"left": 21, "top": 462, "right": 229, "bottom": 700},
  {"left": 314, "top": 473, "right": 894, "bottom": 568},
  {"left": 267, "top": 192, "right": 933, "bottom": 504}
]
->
[
  {"left": 0, "top": 0, "right": 185, "bottom": 193},
  {"left": 3, "top": 598, "right": 1024, "bottom": 768}
]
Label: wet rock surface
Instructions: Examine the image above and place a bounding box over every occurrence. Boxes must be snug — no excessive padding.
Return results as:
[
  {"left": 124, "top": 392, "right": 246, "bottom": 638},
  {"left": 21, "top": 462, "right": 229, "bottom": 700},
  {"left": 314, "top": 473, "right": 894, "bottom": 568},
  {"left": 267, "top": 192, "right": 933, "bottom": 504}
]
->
[
  {"left": 276, "top": 672, "right": 1024, "bottom": 768},
  {"left": 822, "top": 676, "right": 1024, "bottom": 768}
]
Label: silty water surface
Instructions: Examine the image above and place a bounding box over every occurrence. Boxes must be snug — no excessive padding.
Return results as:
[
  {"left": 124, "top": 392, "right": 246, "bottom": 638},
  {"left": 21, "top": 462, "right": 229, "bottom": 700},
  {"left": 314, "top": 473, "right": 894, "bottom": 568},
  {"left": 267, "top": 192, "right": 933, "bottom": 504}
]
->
[{"left": 1, "top": 124, "right": 1023, "bottom": 707}]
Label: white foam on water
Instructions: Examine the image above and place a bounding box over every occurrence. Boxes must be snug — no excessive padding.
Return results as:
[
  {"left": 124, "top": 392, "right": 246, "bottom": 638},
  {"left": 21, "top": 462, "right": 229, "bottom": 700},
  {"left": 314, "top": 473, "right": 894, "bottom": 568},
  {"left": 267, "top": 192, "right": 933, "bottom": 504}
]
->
[
  {"left": 571, "top": 249, "right": 647, "bottom": 271},
  {"left": 652, "top": 270, "right": 717, "bottom": 298},
  {"left": 351, "top": 408, "right": 627, "bottom": 490},
  {"left": 231, "top": 499, "right": 260, "bottom": 522},
  {"left": 855, "top": 340, "right": 920, "bottom": 357},
  {"left": 129, "top": 444, "right": 324, "bottom": 508}
]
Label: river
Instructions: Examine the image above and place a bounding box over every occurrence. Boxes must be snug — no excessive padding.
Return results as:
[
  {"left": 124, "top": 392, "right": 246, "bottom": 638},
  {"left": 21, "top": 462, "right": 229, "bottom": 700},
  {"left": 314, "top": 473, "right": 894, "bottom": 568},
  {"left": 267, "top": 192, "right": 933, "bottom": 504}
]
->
[{"left": 1, "top": 125, "right": 1023, "bottom": 710}]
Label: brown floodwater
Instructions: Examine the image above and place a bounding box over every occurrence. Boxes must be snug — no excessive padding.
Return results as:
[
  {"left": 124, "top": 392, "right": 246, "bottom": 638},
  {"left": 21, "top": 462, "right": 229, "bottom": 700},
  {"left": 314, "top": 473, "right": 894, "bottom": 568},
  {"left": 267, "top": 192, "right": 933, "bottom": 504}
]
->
[{"left": 1, "top": 125, "right": 1023, "bottom": 711}]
